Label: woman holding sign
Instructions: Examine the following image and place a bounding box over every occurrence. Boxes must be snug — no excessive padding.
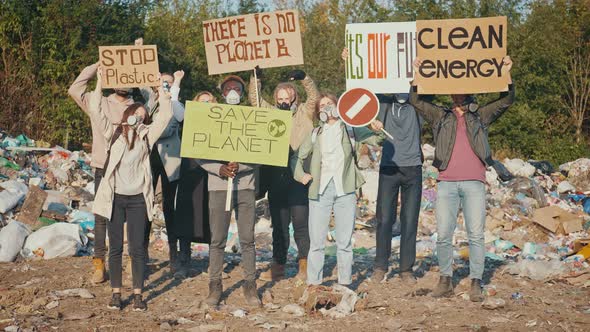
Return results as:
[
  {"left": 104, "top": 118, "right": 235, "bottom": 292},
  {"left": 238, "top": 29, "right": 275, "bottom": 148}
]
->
[
  {"left": 249, "top": 66, "right": 319, "bottom": 282},
  {"left": 90, "top": 69, "right": 173, "bottom": 311},
  {"left": 409, "top": 56, "right": 514, "bottom": 302},
  {"left": 294, "top": 93, "right": 382, "bottom": 286}
]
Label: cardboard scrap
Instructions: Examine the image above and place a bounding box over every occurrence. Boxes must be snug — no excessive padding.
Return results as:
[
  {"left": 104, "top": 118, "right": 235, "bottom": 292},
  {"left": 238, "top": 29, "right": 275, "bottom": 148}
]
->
[
  {"left": 17, "top": 185, "right": 48, "bottom": 226},
  {"left": 532, "top": 206, "right": 583, "bottom": 235}
]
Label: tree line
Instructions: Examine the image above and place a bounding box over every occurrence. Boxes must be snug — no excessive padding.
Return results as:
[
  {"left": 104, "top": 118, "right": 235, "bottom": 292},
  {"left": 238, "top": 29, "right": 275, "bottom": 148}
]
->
[{"left": 0, "top": 0, "right": 589, "bottom": 165}]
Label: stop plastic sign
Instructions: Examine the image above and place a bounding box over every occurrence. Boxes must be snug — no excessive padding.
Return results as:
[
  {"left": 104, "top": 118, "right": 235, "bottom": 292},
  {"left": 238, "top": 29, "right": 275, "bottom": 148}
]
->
[{"left": 337, "top": 88, "right": 379, "bottom": 127}]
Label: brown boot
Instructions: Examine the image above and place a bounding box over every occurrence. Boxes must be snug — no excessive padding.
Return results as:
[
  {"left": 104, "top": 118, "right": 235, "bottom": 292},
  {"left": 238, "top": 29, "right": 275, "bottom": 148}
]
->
[
  {"left": 204, "top": 280, "right": 223, "bottom": 307},
  {"left": 92, "top": 258, "right": 107, "bottom": 284},
  {"left": 259, "top": 262, "right": 285, "bottom": 282},
  {"left": 432, "top": 276, "right": 454, "bottom": 298},
  {"left": 242, "top": 280, "right": 262, "bottom": 307},
  {"left": 295, "top": 258, "right": 307, "bottom": 281},
  {"left": 469, "top": 279, "right": 484, "bottom": 302}
]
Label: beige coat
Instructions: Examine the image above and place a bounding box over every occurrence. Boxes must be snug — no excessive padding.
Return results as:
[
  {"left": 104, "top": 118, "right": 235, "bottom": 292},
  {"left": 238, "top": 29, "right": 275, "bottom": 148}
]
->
[
  {"left": 90, "top": 87, "right": 173, "bottom": 221},
  {"left": 68, "top": 63, "right": 134, "bottom": 169},
  {"left": 248, "top": 76, "right": 319, "bottom": 151}
]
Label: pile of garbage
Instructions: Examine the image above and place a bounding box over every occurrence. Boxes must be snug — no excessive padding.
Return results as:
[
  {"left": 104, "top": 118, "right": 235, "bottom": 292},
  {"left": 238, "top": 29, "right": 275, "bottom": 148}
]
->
[
  {"left": 356, "top": 144, "right": 590, "bottom": 284},
  {"left": 2, "top": 129, "right": 590, "bottom": 287},
  {"left": 0, "top": 131, "right": 95, "bottom": 262}
]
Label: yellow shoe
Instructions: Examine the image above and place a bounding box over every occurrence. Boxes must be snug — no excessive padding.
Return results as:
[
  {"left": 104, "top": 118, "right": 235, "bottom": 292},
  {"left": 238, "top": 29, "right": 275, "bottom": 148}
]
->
[
  {"left": 295, "top": 258, "right": 307, "bottom": 281},
  {"left": 92, "top": 258, "right": 107, "bottom": 284}
]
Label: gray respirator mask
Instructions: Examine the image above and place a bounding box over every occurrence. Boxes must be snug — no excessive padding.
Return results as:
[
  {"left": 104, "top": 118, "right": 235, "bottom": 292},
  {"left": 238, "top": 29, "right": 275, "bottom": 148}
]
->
[{"left": 319, "top": 105, "right": 339, "bottom": 122}]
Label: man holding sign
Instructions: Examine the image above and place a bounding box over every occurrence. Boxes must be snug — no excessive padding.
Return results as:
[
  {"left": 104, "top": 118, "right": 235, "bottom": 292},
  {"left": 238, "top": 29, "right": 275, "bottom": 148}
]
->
[
  {"left": 183, "top": 78, "right": 293, "bottom": 307},
  {"left": 410, "top": 18, "right": 514, "bottom": 301}
]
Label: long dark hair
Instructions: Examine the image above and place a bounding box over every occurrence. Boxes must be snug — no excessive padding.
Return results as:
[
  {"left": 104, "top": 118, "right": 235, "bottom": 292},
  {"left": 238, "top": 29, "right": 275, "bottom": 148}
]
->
[{"left": 118, "top": 102, "right": 145, "bottom": 149}]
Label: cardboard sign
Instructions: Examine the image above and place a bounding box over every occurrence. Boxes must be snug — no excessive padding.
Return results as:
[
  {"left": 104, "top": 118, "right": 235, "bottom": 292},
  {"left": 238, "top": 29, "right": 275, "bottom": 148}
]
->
[
  {"left": 337, "top": 88, "right": 380, "bottom": 127},
  {"left": 98, "top": 45, "right": 160, "bottom": 88},
  {"left": 345, "top": 22, "right": 417, "bottom": 93},
  {"left": 415, "top": 16, "right": 509, "bottom": 94},
  {"left": 203, "top": 10, "right": 304, "bottom": 75},
  {"left": 180, "top": 102, "right": 293, "bottom": 167}
]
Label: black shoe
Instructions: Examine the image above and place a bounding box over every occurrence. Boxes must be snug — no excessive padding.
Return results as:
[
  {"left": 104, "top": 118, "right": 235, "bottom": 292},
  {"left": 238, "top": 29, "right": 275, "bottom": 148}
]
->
[
  {"left": 169, "top": 249, "right": 178, "bottom": 275},
  {"left": 132, "top": 294, "right": 147, "bottom": 312},
  {"left": 242, "top": 280, "right": 262, "bottom": 307},
  {"left": 371, "top": 268, "right": 387, "bottom": 283},
  {"left": 107, "top": 293, "right": 122, "bottom": 310},
  {"left": 400, "top": 271, "right": 417, "bottom": 285},
  {"left": 174, "top": 247, "right": 190, "bottom": 279}
]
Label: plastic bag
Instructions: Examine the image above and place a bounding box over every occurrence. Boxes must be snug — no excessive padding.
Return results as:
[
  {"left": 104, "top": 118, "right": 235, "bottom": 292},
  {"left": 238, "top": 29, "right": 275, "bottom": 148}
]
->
[
  {"left": 504, "top": 259, "right": 568, "bottom": 280},
  {"left": 22, "top": 223, "right": 82, "bottom": 259},
  {"left": 529, "top": 160, "right": 555, "bottom": 175},
  {"left": 0, "top": 180, "right": 29, "bottom": 213},
  {"left": 504, "top": 158, "right": 536, "bottom": 178},
  {"left": 0, "top": 221, "right": 31, "bottom": 262}
]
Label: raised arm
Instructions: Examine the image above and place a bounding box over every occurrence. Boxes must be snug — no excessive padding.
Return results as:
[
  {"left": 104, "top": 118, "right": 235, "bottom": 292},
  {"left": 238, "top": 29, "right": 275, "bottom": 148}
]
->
[
  {"left": 142, "top": 80, "right": 173, "bottom": 147},
  {"left": 68, "top": 62, "right": 98, "bottom": 115},
  {"left": 478, "top": 56, "right": 515, "bottom": 126},
  {"left": 171, "top": 70, "right": 186, "bottom": 122},
  {"left": 88, "top": 67, "right": 114, "bottom": 143},
  {"left": 290, "top": 70, "right": 319, "bottom": 119}
]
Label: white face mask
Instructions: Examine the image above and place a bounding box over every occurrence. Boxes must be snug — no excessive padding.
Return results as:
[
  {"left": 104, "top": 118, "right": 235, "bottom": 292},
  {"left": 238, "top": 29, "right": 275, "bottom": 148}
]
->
[{"left": 225, "top": 90, "right": 241, "bottom": 105}]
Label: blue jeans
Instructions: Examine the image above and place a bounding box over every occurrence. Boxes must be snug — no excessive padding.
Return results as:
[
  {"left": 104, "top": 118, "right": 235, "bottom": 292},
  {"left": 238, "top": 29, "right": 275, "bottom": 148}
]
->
[
  {"left": 307, "top": 180, "right": 356, "bottom": 285},
  {"left": 436, "top": 181, "right": 486, "bottom": 280}
]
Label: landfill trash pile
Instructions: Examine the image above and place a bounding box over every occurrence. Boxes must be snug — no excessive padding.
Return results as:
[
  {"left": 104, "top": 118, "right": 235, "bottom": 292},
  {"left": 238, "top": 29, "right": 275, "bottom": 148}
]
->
[
  {"left": 2, "top": 130, "right": 590, "bottom": 288},
  {"left": 353, "top": 144, "right": 590, "bottom": 286}
]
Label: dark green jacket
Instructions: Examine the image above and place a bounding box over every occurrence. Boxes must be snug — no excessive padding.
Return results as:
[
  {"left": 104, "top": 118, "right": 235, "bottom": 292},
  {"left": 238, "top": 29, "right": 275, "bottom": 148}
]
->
[{"left": 409, "top": 85, "right": 515, "bottom": 171}]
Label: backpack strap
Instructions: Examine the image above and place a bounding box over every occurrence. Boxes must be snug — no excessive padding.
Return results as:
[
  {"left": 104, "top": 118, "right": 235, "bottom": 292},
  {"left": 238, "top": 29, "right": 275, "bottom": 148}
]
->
[
  {"left": 102, "top": 126, "right": 123, "bottom": 172},
  {"left": 311, "top": 126, "right": 321, "bottom": 144},
  {"left": 345, "top": 125, "right": 359, "bottom": 168}
]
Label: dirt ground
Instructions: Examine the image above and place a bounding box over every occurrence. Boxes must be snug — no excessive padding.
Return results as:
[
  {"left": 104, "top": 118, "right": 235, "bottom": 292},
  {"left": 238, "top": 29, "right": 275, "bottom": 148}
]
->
[{"left": 2, "top": 246, "right": 590, "bottom": 332}]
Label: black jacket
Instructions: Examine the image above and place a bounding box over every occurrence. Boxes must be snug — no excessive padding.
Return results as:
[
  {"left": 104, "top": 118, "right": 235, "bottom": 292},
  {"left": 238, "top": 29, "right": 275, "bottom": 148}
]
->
[{"left": 409, "top": 85, "right": 515, "bottom": 171}]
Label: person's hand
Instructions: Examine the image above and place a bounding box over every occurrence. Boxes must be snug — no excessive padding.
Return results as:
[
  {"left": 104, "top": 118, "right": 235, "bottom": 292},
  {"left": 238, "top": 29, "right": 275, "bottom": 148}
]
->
[
  {"left": 219, "top": 165, "right": 235, "bottom": 178},
  {"left": 341, "top": 47, "right": 349, "bottom": 61},
  {"left": 369, "top": 120, "right": 383, "bottom": 132},
  {"left": 255, "top": 65, "right": 263, "bottom": 78},
  {"left": 411, "top": 57, "right": 423, "bottom": 86},
  {"left": 135, "top": 38, "right": 143, "bottom": 46},
  {"left": 502, "top": 56, "right": 513, "bottom": 84},
  {"left": 96, "top": 65, "right": 103, "bottom": 89},
  {"left": 228, "top": 162, "right": 239, "bottom": 173},
  {"left": 173, "top": 70, "right": 185, "bottom": 82},
  {"left": 288, "top": 69, "right": 306, "bottom": 81},
  {"left": 413, "top": 57, "right": 423, "bottom": 71},
  {"left": 220, "top": 163, "right": 238, "bottom": 178},
  {"left": 502, "top": 56, "right": 513, "bottom": 72},
  {"left": 300, "top": 173, "right": 313, "bottom": 185}
]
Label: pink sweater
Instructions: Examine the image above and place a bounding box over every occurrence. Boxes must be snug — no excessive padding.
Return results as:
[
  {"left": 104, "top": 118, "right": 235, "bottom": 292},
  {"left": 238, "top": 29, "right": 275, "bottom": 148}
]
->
[{"left": 438, "top": 110, "right": 486, "bottom": 183}]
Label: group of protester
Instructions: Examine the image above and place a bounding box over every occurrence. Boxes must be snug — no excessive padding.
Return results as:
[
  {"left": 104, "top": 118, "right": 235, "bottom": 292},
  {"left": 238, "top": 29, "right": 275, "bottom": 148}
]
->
[{"left": 68, "top": 37, "right": 515, "bottom": 311}]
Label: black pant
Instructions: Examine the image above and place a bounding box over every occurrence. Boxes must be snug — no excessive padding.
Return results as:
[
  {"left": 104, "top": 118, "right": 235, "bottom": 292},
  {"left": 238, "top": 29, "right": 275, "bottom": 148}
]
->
[
  {"left": 374, "top": 166, "right": 422, "bottom": 273},
  {"left": 108, "top": 193, "right": 148, "bottom": 290},
  {"left": 267, "top": 167, "right": 310, "bottom": 264},
  {"left": 148, "top": 150, "right": 180, "bottom": 253},
  {"left": 93, "top": 168, "right": 107, "bottom": 259}
]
